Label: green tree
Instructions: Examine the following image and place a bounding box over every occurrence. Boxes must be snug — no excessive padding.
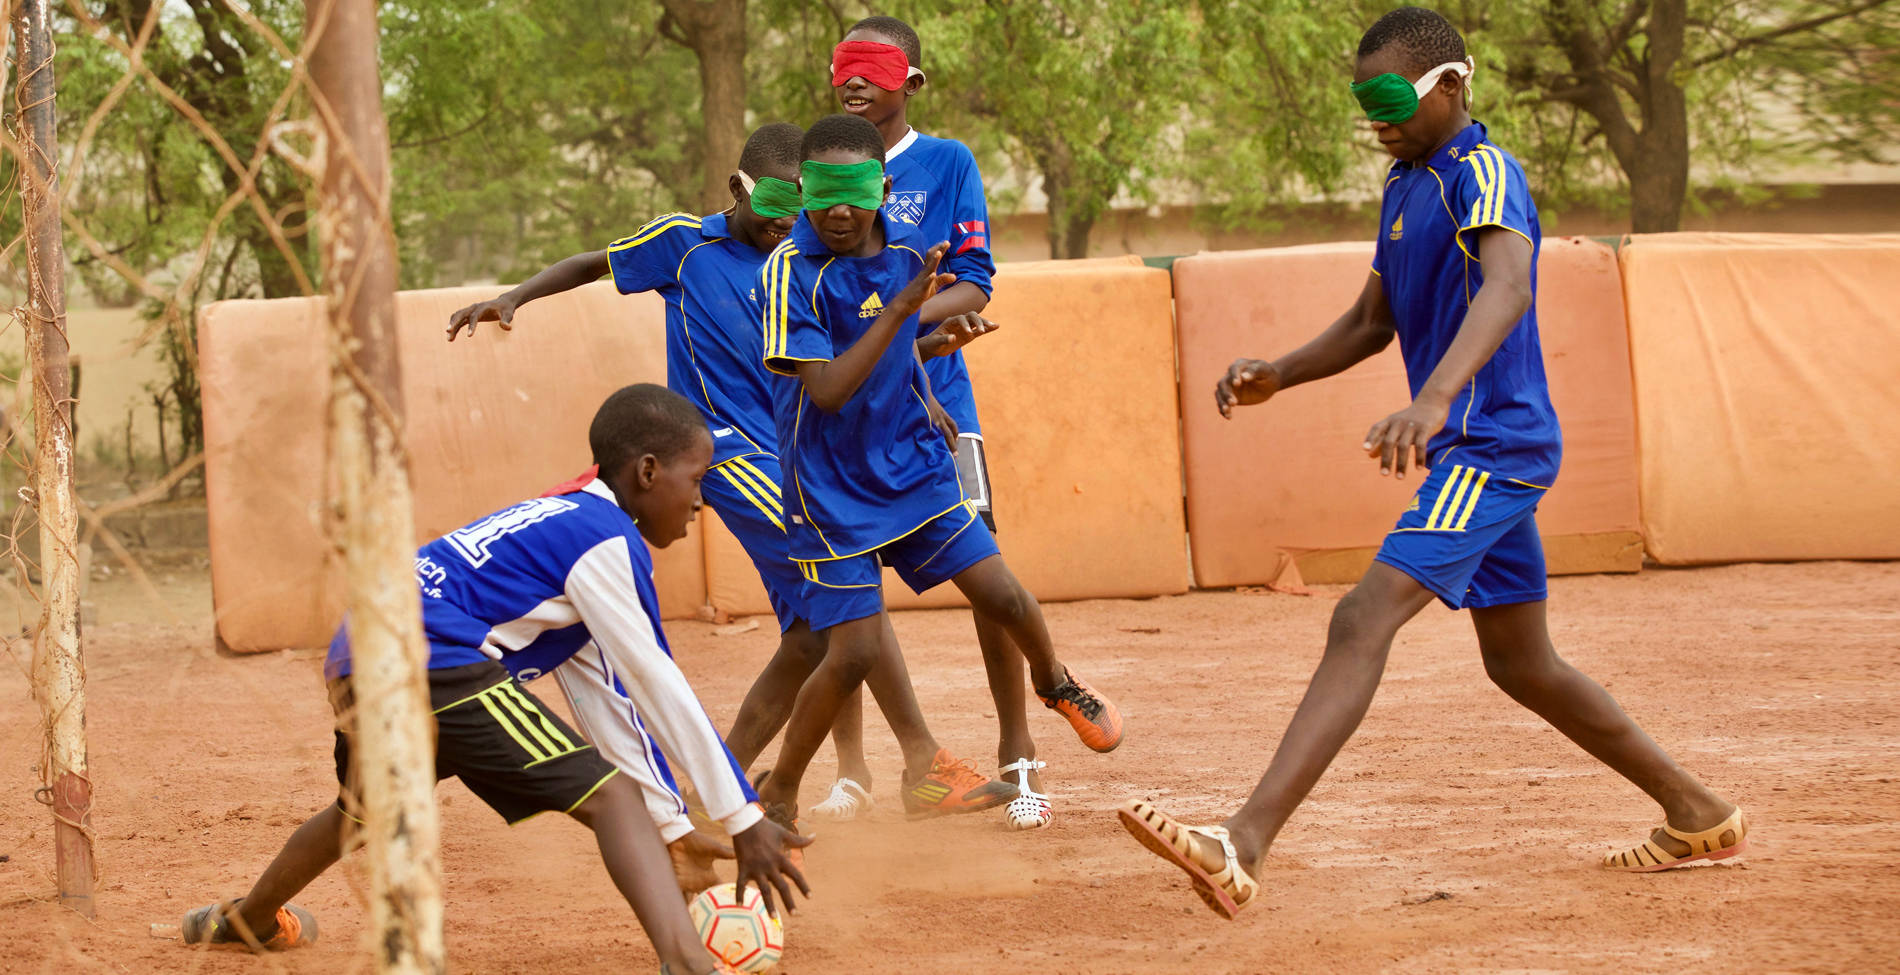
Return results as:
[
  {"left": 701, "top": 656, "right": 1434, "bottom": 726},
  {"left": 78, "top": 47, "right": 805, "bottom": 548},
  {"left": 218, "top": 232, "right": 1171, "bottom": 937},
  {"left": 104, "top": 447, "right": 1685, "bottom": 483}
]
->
[
  {"left": 1494, "top": 0, "right": 1900, "bottom": 232},
  {"left": 896, "top": 0, "right": 1197, "bottom": 258}
]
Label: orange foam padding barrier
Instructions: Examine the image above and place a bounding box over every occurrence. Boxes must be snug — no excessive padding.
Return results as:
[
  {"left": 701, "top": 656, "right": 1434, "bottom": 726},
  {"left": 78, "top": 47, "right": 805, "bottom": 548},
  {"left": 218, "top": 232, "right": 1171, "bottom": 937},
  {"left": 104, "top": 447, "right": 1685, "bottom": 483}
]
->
[
  {"left": 200, "top": 282, "right": 708, "bottom": 653},
  {"left": 1174, "top": 238, "right": 1642, "bottom": 588},
  {"left": 700, "top": 257, "right": 1191, "bottom": 618},
  {"left": 1621, "top": 233, "right": 1900, "bottom": 564}
]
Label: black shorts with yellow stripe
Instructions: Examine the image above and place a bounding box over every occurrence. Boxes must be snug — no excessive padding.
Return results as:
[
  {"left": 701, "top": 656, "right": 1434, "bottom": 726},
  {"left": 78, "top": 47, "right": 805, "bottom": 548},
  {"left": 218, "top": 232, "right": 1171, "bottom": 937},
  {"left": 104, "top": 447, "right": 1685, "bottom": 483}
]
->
[{"left": 329, "top": 659, "right": 617, "bottom": 825}]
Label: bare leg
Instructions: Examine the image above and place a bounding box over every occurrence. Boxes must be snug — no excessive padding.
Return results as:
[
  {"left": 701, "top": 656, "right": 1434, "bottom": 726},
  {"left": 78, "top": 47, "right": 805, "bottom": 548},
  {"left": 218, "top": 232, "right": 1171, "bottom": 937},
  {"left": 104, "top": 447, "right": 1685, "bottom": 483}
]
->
[
  {"left": 758, "top": 613, "right": 937, "bottom": 808},
  {"left": 231, "top": 804, "right": 350, "bottom": 937},
  {"left": 828, "top": 688, "right": 873, "bottom": 786},
  {"left": 1471, "top": 600, "right": 1735, "bottom": 855},
  {"left": 974, "top": 612, "right": 1036, "bottom": 774},
  {"left": 1212, "top": 563, "right": 1438, "bottom": 876},
  {"left": 725, "top": 622, "right": 825, "bottom": 771},
  {"left": 572, "top": 774, "right": 720, "bottom": 974},
  {"left": 949, "top": 556, "right": 1064, "bottom": 692}
]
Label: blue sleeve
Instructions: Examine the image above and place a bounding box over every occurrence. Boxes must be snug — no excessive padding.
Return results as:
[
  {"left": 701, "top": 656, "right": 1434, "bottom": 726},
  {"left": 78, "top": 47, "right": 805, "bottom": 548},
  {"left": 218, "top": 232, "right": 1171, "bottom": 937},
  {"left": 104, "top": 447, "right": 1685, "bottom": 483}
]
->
[
  {"left": 1455, "top": 148, "right": 1535, "bottom": 253},
  {"left": 605, "top": 213, "right": 701, "bottom": 295},
  {"left": 761, "top": 244, "right": 831, "bottom": 376},
  {"left": 940, "top": 143, "right": 995, "bottom": 296}
]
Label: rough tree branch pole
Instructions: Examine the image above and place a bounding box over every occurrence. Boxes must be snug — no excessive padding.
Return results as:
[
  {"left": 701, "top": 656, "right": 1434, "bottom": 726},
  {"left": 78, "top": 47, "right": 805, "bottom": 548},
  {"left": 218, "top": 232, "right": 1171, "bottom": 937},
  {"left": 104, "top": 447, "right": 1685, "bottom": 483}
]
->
[
  {"left": 304, "top": 0, "right": 445, "bottom": 970},
  {"left": 14, "top": 0, "right": 94, "bottom": 919}
]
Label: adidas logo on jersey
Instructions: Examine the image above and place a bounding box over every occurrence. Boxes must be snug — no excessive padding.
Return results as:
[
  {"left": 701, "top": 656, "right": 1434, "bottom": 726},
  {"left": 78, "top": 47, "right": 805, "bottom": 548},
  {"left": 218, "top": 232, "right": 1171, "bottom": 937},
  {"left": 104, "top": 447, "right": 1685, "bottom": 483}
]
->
[
  {"left": 859, "top": 292, "right": 885, "bottom": 318},
  {"left": 1389, "top": 214, "right": 1404, "bottom": 241}
]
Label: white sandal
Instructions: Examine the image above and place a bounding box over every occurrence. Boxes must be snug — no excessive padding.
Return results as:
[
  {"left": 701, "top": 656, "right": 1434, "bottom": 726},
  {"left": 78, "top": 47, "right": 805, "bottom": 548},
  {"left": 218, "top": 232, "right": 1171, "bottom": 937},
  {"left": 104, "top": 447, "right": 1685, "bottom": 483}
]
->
[
  {"left": 810, "top": 777, "right": 873, "bottom": 822},
  {"left": 1001, "top": 759, "right": 1051, "bottom": 830}
]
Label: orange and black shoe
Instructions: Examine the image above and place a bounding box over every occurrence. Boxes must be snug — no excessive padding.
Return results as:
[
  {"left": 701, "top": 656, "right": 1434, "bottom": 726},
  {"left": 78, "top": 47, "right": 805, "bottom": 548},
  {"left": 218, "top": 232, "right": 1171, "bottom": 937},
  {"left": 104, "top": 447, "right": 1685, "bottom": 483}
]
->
[
  {"left": 761, "top": 798, "right": 807, "bottom": 870},
  {"left": 181, "top": 899, "right": 317, "bottom": 951},
  {"left": 902, "top": 747, "right": 1015, "bottom": 819},
  {"left": 1037, "top": 668, "right": 1124, "bottom": 752}
]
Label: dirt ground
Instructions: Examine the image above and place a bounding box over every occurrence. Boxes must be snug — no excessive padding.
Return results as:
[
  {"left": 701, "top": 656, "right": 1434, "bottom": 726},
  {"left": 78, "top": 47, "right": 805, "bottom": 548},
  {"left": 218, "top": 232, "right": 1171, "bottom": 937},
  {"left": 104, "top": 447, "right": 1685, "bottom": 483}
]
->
[{"left": 2, "top": 560, "right": 1897, "bottom": 974}]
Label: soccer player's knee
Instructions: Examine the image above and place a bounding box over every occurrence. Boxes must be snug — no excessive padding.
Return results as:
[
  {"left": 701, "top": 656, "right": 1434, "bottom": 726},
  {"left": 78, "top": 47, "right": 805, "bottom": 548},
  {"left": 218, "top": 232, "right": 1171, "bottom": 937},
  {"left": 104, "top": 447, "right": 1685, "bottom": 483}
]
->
[
  {"left": 782, "top": 628, "right": 827, "bottom": 669},
  {"left": 977, "top": 579, "right": 1036, "bottom": 630},
  {"left": 1480, "top": 643, "right": 1558, "bottom": 695},
  {"left": 567, "top": 771, "right": 633, "bottom": 829},
  {"left": 1326, "top": 588, "right": 1383, "bottom": 648},
  {"left": 829, "top": 637, "right": 879, "bottom": 685}
]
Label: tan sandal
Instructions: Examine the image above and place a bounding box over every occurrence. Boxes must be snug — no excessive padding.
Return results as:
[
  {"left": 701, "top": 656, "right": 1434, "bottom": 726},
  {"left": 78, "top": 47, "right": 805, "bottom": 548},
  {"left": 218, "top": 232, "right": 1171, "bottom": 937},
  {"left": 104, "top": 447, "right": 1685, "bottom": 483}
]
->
[
  {"left": 1603, "top": 807, "right": 1748, "bottom": 872},
  {"left": 1118, "top": 799, "right": 1258, "bottom": 919}
]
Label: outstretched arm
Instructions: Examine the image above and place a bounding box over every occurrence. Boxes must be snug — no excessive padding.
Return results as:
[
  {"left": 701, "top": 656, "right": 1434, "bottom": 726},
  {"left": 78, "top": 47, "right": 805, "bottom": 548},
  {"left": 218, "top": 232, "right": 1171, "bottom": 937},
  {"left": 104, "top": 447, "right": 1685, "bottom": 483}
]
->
[
  {"left": 447, "top": 249, "right": 611, "bottom": 341},
  {"left": 1363, "top": 227, "right": 1532, "bottom": 478},
  {"left": 1215, "top": 270, "right": 1396, "bottom": 418},
  {"left": 794, "top": 242, "right": 953, "bottom": 412}
]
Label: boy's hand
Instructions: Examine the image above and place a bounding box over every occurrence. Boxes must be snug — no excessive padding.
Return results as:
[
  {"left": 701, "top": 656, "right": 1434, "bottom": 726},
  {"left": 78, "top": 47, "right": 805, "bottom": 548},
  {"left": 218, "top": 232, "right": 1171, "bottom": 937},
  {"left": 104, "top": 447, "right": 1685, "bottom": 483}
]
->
[
  {"left": 730, "top": 818, "right": 813, "bottom": 919},
  {"left": 446, "top": 296, "right": 519, "bottom": 342},
  {"left": 922, "top": 313, "right": 999, "bottom": 358},
  {"left": 925, "top": 395, "right": 959, "bottom": 447},
  {"left": 1215, "top": 358, "right": 1282, "bottom": 418},
  {"left": 667, "top": 829, "right": 733, "bottom": 899},
  {"left": 890, "top": 242, "right": 955, "bottom": 319},
  {"left": 1363, "top": 397, "right": 1449, "bottom": 479}
]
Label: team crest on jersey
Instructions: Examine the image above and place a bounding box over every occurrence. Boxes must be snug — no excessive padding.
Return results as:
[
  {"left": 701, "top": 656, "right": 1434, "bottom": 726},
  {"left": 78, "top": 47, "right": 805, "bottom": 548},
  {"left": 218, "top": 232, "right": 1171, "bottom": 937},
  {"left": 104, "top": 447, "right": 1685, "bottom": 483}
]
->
[
  {"left": 887, "top": 190, "right": 927, "bottom": 225},
  {"left": 859, "top": 292, "right": 885, "bottom": 318},
  {"left": 1389, "top": 214, "right": 1404, "bottom": 241}
]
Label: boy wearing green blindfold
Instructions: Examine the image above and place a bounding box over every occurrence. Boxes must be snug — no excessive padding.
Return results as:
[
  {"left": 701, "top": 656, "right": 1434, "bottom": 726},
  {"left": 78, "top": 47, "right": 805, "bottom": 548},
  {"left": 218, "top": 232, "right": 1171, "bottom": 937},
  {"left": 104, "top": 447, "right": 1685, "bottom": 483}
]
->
[
  {"left": 746, "top": 113, "right": 1125, "bottom": 845},
  {"left": 1119, "top": 6, "right": 1745, "bottom": 920}
]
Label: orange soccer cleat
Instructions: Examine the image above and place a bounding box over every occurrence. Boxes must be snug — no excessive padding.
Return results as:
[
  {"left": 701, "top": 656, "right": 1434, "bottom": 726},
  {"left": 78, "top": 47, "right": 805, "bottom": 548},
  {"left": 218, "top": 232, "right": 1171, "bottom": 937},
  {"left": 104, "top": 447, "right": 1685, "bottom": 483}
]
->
[
  {"left": 902, "top": 748, "right": 1015, "bottom": 819},
  {"left": 1037, "top": 668, "right": 1124, "bottom": 752}
]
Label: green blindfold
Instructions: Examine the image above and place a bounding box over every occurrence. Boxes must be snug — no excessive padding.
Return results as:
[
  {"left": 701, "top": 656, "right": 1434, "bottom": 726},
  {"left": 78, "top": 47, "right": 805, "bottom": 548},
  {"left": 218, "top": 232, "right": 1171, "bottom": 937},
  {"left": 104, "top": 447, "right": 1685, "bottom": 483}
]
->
[
  {"left": 1350, "top": 58, "right": 1473, "bottom": 123},
  {"left": 740, "top": 172, "right": 802, "bottom": 219},
  {"left": 800, "top": 159, "right": 886, "bottom": 212}
]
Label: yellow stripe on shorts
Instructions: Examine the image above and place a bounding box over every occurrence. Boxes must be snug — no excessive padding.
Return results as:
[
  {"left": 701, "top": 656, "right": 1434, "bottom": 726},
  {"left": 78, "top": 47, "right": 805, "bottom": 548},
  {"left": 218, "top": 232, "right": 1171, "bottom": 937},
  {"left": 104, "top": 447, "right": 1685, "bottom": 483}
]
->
[
  {"left": 725, "top": 460, "right": 784, "bottom": 512},
  {"left": 503, "top": 684, "right": 578, "bottom": 754},
  {"left": 477, "top": 689, "right": 547, "bottom": 763},
  {"left": 1423, "top": 465, "right": 1464, "bottom": 530},
  {"left": 718, "top": 466, "right": 784, "bottom": 531},
  {"left": 1452, "top": 471, "right": 1491, "bottom": 532},
  {"left": 489, "top": 685, "right": 561, "bottom": 760},
  {"left": 733, "top": 458, "right": 783, "bottom": 500},
  {"left": 1429, "top": 467, "right": 1478, "bottom": 531}
]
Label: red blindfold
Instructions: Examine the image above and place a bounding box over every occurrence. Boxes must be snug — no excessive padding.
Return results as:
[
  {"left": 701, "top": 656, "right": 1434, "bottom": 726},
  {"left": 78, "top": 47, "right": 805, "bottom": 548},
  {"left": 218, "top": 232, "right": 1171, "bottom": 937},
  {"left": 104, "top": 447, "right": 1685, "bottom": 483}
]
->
[{"left": 830, "top": 40, "right": 923, "bottom": 90}]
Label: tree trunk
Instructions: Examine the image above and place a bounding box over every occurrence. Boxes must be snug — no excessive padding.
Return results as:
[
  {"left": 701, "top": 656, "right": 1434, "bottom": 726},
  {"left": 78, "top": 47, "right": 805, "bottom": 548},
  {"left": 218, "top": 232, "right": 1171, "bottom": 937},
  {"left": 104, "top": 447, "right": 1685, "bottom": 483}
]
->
[
  {"left": 14, "top": 0, "right": 95, "bottom": 919},
  {"left": 1630, "top": 0, "right": 1689, "bottom": 232},
  {"left": 661, "top": 0, "right": 747, "bottom": 212},
  {"left": 305, "top": 1, "right": 445, "bottom": 971},
  {"left": 1036, "top": 143, "right": 1096, "bottom": 260}
]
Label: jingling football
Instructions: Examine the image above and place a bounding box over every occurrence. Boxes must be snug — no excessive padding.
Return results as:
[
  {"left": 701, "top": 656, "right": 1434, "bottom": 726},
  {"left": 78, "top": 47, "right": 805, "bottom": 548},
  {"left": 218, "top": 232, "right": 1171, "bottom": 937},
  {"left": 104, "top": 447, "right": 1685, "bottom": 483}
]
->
[{"left": 688, "top": 882, "right": 785, "bottom": 973}]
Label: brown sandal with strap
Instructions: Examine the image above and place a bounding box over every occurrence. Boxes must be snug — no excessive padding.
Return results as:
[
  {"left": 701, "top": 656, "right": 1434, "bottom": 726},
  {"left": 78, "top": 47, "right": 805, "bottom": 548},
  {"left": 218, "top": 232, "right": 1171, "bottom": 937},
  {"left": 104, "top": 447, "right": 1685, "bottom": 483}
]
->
[
  {"left": 1118, "top": 799, "right": 1259, "bottom": 919},
  {"left": 1603, "top": 807, "right": 1748, "bottom": 872}
]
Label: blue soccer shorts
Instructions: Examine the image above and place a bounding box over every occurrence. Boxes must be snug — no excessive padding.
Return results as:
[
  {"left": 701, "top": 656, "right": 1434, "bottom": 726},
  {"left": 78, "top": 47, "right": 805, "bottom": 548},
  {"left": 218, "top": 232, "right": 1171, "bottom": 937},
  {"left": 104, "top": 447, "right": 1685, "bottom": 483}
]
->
[
  {"left": 795, "top": 501, "right": 1001, "bottom": 631},
  {"left": 701, "top": 453, "right": 810, "bottom": 632},
  {"left": 1373, "top": 462, "right": 1551, "bottom": 610}
]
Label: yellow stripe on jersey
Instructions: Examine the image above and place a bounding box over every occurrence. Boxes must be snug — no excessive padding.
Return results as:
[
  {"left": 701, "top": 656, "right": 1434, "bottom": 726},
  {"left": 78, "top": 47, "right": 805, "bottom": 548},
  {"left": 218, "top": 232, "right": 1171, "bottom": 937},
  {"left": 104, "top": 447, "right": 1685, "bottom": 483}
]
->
[
  {"left": 609, "top": 213, "right": 701, "bottom": 252},
  {"left": 1423, "top": 465, "right": 1464, "bottom": 530},
  {"left": 1452, "top": 471, "right": 1492, "bottom": 531},
  {"left": 1464, "top": 147, "right": 1507, "bottom": 229},
  {"left": 762, "top": 242, "right": 801, "bottom": 363},
  {"left": 718, "top": 465, "right": 784, "bottom": 531}
]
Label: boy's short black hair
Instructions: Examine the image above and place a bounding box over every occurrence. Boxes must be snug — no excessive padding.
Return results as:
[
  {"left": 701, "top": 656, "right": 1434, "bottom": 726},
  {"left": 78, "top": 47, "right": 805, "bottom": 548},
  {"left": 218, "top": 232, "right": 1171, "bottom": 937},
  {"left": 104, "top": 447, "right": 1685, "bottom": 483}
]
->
[
  {"left": 739, "top": 122, "right": 804, "bottom": 176},
  {"left": 848, "top": 15, "right": 921, "bottom": 65},
  {"left": 590, "top": 384, "right": 707, "bottom": 473},
  {"left": 802, "top": 114, "right": 886, "bottom": 165},
  {"left": 1357, "top": 7, "right": 1466, "bottom": 73}
]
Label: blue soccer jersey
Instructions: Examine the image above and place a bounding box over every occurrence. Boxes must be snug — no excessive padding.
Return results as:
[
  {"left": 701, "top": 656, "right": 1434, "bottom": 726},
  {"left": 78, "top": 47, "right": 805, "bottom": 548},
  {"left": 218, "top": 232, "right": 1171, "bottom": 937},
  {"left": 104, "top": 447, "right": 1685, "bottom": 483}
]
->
[
  {"left": 759, "top": 209, "right": 970, "bottom": 561},
  {"left": 885, "top": 129, "right": 996, "bottom": 435},
  {"left": 1371, "top": 122, "right": 1562, "bottom": 486},
  {"left": 323, "top": 477, "right": 761, "bottom": 835},
  {"left": 607, "top": 213, "right": 777, "bottom": 467}
]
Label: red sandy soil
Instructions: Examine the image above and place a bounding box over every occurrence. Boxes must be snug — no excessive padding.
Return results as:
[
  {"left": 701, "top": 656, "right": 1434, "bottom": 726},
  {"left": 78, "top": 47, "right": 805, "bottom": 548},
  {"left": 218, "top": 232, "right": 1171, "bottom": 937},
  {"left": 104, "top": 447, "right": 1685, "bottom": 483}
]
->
[{"left": 2, "top": 560, "right": 1897, "bottom": 974}]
